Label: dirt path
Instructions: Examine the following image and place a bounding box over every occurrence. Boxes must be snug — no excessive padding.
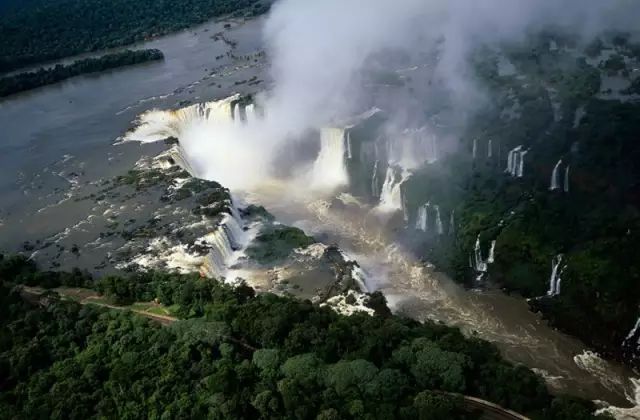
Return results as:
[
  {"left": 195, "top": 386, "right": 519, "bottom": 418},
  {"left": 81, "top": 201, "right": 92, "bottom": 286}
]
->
[{"left": 20, "top": 285, "right": 178, "bottom": 325}]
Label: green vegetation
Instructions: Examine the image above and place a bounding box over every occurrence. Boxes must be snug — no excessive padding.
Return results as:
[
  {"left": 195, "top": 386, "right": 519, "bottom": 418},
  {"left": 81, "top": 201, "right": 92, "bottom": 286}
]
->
[
  {"left": 403, "top": 34, "right": 640, "bottom": 368},
  {"left": 246, "top": 226, "right": 316, "bottom": 264},
  {"left": 0, "top": 49, "right": 164, "bottom": 97},
  {"left": 0, "top": 256, "right": 606, "bottom": 419},
  {"left": 0, "top": 0, "right": 267, "bottom": 73}
]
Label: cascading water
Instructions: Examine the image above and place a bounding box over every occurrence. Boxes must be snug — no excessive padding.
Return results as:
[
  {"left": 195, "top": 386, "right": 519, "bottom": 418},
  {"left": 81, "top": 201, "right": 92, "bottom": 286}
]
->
[
  {"left": 472, "top": 138, "right": 478, "bottom": 160},
  {"left": 547, "top": 254, "right": 563, "bottom": 297},
  {"left": 415, "top": 202, "right": 430, "bottom": 232},
  {"left": 201, "top": 212, "right": 247, "bottom": 279},
  {"left": 517, "top": 150, "right": 527, "bottom": 178},
  {"left": 449, "top": 210, "right": 455, "bottom": 235},
  {"left": 346, "top": 131, "right": 353, "bottom": 159},
  {"left": 624, "top": 317, "right": 640, "bottom": 347},
  {"left": 505, "top": 145, "right": 527, "bottom": 178},
  {"left": 550, "top": 159, "right": 563, "bottom": 190},
  {"left": 232, "top": 103, "right": 240, "bottom": 123},
  {"left": 122, "top": 94, "right": 239, "bottom": 143},
  {"left": 429, "top": 134, "right": 439, "bottom": 163},
  {"left": 564, "top": 165, "right": 570, "bottom": 193},
  {"left": 474, "top": 234, "right": 488, "bottom": 275},
  {"left": 435, "top": 205, "right": 443, "bottom": 235},
  {"left": 377, "top": 166, "right": 409, "bottom": 213},
  {"left": 488, "top": 139, "right": 493, "bottom": 159},
  {"left": 371, "top": 160, "right": 380, "bottom": 198},
  {"left": 311, "top": 127, "right": 349, "bottom": 190},
  {"left": 488, "top": 240, "right": 496, "bottom": 263},
  {"left": 244, "top": 103, "right": 256, "bottom": 124}
]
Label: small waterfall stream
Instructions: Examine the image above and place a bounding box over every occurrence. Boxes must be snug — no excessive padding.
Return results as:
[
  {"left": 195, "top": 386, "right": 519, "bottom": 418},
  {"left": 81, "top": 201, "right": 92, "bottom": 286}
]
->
[
  {"left": 550, "top": 159, "right": 563, "bottom": 190},
  {"left": 547, "top": 254, "right": 564, "bottom": 297}
]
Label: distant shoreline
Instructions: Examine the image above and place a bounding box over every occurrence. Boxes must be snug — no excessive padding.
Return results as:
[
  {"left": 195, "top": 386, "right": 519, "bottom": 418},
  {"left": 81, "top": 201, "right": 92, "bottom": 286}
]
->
[{"left": 0, "top": 49, "right": 164, "bottom": 98}]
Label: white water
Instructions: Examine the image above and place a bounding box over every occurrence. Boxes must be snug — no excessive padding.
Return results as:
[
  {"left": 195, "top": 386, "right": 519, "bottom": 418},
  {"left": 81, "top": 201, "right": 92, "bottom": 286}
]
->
[
  {"left": 625, "top": 317, "right": 640, "bottom": 344},
  {"left": 244, "top": 103, "right": 256, "bottom": 124},
  {"left": 449, "top": 210, "right": 455, "bottom": 235},
  {"left": 122, "top": 95, "right": 275, "bottom": 189},
  {"left": 488, "top": 240, "right": 496, "bottom": 264},
  {"left": 311, "top": 127, "right": 349, "bottom": 191},
  {"left": 371, "top": 160, "right": 380, "bottom": 197},
  {"left": 564, "top": 165, "right": 570, "bottom": 193},
  {"left": 415, "top": 202, "right": 430, "bottom": 232},
  {"left": 550, "top": 159, "right": 563, "bottom": 190},
  {"left": 547, "top": 254, "right": 563, "bottom": 297},
  {"left": 377, "top": 166, "right": 408, "bottom": 213},
  {"left": 506, "top": 145, "right": 523, "bottom": 177},
  {"left": 474, "top": 234, "right": 488, "bottom": 276},
  {"left": 435, "top": 205, "right": 444, "bottom": 235},
  {"left": 517, "top": 150, "right": 527, "bottom": 178},
  {"left": 346, "top": 130, "right": 353, "bottom": 159}
]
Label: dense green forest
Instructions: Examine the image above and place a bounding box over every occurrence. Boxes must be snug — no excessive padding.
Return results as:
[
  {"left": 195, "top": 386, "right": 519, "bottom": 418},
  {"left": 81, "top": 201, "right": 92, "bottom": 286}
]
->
[
  {"left": 0, "top": 0, "right": 268, "bottom": 73},
  {"left": 0, "top": 49, "right": 164, "bottom": 97},
  {"left": 0, "top": 254, "right": 606, "bottom": 419}
]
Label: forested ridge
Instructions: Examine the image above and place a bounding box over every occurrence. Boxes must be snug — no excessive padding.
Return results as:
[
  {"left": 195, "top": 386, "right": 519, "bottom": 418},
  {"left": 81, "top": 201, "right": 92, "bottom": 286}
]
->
[
  {"left": 0, "top": 0, "right": 268, "bottom": 73},
  {"left": 0, "top": 49, "right": 164, "bottom": 97},
  {"left": 0, "top": 254, "right": 607, "bottom": 419}
]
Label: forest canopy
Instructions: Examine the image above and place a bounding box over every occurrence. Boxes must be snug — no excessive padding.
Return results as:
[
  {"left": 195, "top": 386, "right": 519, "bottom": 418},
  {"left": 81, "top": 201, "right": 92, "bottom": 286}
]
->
[
  {"left": 0, "top": 255, "right": 607, "bottom": 419},
  {"left": 0, "top": 0, "right": 267, "bottom": 73}
]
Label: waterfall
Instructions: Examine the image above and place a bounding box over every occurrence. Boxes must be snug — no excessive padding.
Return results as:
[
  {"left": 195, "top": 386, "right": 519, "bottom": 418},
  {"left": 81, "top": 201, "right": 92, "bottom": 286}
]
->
[
  {"left": 415, "top": 202, "right": 430, "bottom": 232},
  {"left": 474, "top": 234, "right": 488, "bottom": 273},
  {"left": 624, "top": 317, "right": 640, "bottom": 346},
  {"left": 377, "top": 166, "right": 409, "bottom": 212},
  {"left": 506, "top": 145, "right": 521, "bottom": 176},
  {"left": 429, "top": 134, "right": 439, "bottom": 163},
  {"left": 311, "top": 128, "right": 348, "bottom": 190},
  {"left": 550, "top": 159, "right": 562, "bottom": 190},
  {"left": 232, "top": 103, "right": 240, "bottom": 123},
  {"left": 505, "top": 145, "right": 527, "bottom": 177},
  {"left": 203, "top": 212, "right": 246, "bottom": 279},
  {"left": 371, "top": 160, "right": 380, "bottom": 197},
  {"left": 244, "top": 103, "right": 256, "bottom": 124},
  {"left": 517, "top": 150, "right": 527, "bottom": 178},
  {"left": 547, "top": 254, "right": 563, "bottom": 297},
  {"left": 564, "top": 165, "right": 570, "bottom": 193},
  {"left": 346, "top": 131, "right": 353, "bottom": 159},
  {"left": 488, "top": 240, "right": 496, "bottom": 263},
  {"left": 449, "top": 210, "right": 455, "bottom": 235},
  {"left": 472, "top": 138, "right": 478, "bottom": 160},
  {"left": 488, "top": 139, "right": 493, "bottom": 159},
  {"left": 435, "top": 205, "right": 443, "bottom": 235},
  {"left": 122, "top": 94, "right": 239, "bottom": 143}
]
